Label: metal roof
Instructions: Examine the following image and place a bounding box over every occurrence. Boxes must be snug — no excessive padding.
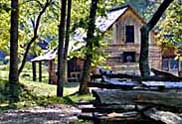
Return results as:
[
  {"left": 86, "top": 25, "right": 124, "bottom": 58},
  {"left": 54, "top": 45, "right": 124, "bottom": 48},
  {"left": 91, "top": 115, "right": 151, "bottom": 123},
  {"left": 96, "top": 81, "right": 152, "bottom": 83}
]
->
[
  {"left": 96, "top": 6, "right": 128, "bottom": 32},
  {"left": 31, "top": 48, "right": 57, "bottom": 62}
]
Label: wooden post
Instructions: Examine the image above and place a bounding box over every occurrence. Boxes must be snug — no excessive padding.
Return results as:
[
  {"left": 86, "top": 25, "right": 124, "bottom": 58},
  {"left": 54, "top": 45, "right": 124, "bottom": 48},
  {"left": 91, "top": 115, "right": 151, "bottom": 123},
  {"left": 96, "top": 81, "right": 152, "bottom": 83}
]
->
[
  {"left": 178, "top": 60, "right": 182, "bottom": 77},
  {"left": 48, "top": 60, "right": 53, "bottom": 84},
  {"left": 32, "top": 62, "right": 36, "bottom": 81},
  {"left": 39, "top": 61, "right": 42, "bottom": 82},
  {"left": 168, "top": 58, "right": 171, "bottom": 72}
]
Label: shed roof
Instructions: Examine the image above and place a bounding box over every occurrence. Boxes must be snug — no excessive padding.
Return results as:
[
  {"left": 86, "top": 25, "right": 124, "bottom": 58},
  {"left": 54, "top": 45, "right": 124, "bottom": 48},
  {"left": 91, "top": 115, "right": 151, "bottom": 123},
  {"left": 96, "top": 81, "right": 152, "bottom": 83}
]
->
[{"left": 31, "top": 48, "right": 57, "bottom": 62}]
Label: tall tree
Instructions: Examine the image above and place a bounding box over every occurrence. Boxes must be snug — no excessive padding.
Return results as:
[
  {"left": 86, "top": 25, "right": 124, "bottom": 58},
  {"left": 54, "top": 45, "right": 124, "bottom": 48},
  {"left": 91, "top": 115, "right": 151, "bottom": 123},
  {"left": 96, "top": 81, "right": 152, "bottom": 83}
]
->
[
  {"left": 139, "top": 0, "right": 174, "bottom": 77},
  {"left": 79, "top": 0, "right": 98, "bottom": 94},
  {"left": 63, "top": 0, "right": 72, "bottom": 83},
  {"left": 9, "top": 0, "right": 19, "bottom": 102},
  {"left": 57, "top": 0, "right": 67, "bottom": 97}
]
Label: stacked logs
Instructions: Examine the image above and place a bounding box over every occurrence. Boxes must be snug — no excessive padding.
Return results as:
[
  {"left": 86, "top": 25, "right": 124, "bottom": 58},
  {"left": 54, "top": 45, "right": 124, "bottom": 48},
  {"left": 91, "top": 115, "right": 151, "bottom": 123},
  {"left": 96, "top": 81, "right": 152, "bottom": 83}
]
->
[{"left": 78, "top": 69, "right": 182, "bottom": 124}]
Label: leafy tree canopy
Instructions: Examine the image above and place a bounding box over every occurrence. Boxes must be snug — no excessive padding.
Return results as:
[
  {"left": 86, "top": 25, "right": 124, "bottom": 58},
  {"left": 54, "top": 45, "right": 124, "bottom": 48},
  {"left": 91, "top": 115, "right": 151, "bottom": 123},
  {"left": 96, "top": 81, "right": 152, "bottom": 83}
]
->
[{"left": 159, "top": 0, "right": 182, "bottom": 47}]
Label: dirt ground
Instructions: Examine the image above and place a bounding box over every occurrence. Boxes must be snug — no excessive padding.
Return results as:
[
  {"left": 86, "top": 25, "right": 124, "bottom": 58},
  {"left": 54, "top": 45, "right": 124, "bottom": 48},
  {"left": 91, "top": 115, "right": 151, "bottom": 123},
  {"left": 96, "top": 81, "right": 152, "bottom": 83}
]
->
[{"left": 0, "top": 104, "right": 92, "bottom": 124}]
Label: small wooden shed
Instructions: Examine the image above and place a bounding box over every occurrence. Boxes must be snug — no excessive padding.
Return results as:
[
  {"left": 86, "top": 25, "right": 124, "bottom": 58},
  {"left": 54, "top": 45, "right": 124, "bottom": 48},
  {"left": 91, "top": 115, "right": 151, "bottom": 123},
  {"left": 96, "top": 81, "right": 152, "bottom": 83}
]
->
[{"left": 30, "top": 48, "right": 85, "bottom": 83}]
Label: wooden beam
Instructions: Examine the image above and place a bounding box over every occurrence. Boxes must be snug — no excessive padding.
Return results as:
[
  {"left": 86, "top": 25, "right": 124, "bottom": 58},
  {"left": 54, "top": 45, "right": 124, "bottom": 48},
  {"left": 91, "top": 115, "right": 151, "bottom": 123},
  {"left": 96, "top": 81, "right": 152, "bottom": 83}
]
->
[
  {"left": 81, "top": 107, "right": 136, "bottom": 113},
  {"left": 151, "top": 68, "right": 180, "bottom": 79},
  {"left": 32, "top": 62, "right": 36, "bottom": 81},
  {"left": 92, "top": 89, "right": 182, "bottom": 110},
  {"left": 39, "top": 61, "right": 42, "bottom": 82},
  {"left": 91, "top": 73, "right": 182, "bottom": 82},
  {"left": 178, "top": 60, "right": 182, "bottom": 77},
  {"left": 88, "top": 82, "right": 138, "bottom": 90},
  {"left": 48, "top": 60, "right": 53, "bottom": 84}
]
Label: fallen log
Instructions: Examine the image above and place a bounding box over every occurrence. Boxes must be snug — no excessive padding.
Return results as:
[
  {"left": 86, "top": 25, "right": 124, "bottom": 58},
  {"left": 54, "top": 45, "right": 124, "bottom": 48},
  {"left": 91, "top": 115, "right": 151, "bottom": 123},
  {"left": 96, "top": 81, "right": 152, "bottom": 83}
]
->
[
  {"left": 144, "top": 108, "right": 182, "bottom": 124},
  {"left": 104, "top": 73, "right": 182, "bottom": 81},
  {"left": 88, "top": 81, "right": 138, "bottom": 90},
  {"left": 142, "top": 81, "right": 182, "bottom": 89},
  {"left": 88, "top": 82, "right": 162, "bottom": 91},
  {"left": 151, "top": 68, "right": 181, "bottom": 79},
  {"left": 92, "top": 89, "right": 182, "bottom": 110},
  {"left": 82, "top": 105, "right": 136, "bottom": 113}
]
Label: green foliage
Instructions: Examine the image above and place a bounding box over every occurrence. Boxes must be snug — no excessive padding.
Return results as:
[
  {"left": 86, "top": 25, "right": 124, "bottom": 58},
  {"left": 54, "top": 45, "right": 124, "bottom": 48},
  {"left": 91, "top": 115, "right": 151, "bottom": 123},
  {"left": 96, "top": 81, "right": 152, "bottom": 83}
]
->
[
  {"left": 0, "top": 0, "right": 59, "bottom": 56},
  {"left": 0, "top": 0, "right": 10, "bottom": 53},
  {"left": 159, "top": 0, "right": 182, "bottom": 45},
  {"left": 124, "top": 0, "right": 163, "bottom": 21}
]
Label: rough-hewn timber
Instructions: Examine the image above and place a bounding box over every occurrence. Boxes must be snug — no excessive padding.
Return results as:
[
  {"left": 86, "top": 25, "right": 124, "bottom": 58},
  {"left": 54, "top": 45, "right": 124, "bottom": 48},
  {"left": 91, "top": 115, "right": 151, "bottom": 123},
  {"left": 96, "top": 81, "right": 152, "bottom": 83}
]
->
[{"left": 92, "top": 89, "right": 182, "bottom": 109}]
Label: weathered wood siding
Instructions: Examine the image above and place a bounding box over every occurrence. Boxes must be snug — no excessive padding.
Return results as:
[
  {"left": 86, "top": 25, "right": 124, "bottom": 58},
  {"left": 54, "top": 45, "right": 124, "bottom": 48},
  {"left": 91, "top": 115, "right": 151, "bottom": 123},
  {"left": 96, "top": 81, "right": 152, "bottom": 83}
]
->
[{"left": 104, "top": 8, "right": 162, "bottom": 74}]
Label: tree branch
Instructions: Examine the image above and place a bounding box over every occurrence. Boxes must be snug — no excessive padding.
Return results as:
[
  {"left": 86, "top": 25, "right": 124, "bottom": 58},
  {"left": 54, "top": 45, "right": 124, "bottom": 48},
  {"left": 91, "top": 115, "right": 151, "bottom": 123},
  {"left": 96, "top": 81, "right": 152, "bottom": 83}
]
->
[
  {"left": 147, "top": 0, "right": 174, "bottom": 30},
  {"left": 18, "top": 0, "right": 51, "bottom": 75}
]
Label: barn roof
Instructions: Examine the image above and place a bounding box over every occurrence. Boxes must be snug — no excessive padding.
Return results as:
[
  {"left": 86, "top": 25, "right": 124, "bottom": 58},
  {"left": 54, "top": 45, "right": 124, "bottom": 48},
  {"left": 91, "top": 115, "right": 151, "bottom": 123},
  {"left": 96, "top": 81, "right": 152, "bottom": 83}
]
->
[
  {"left": 74, "top": 5, "right": 147, "bottom": 41},
  {"left": 96, "top": 5, "right": 128, "bottom": 32},
  {"left": 97, "top": 5, "right": 148, "bottom": 32}
]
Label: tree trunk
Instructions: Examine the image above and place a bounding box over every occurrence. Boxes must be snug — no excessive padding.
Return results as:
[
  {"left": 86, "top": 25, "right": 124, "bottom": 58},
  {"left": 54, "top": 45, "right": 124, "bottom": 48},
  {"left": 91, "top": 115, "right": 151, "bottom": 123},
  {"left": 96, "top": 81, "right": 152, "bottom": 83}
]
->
[
  {"left": 57, "top": 0, "right": 67, "bottom": 97},
  {"left": 9, "top": 0, "right": 19, "bottom": 102},
  {"left": 63, "top": 0, "right": 72, "bottom": 84},
  {"left": 139, "top": 0, "right": 174, "bottom": 77},
  {"left": 79, "top": 0, "right": 98, "bottom": 94}
]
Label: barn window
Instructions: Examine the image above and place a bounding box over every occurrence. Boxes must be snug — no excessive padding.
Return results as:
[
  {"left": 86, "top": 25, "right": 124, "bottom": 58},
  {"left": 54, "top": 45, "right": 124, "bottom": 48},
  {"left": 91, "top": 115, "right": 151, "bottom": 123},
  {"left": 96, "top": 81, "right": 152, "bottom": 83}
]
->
[
  {"left": 125, "top": 25, "right": 134, "bottom": 43},
  {"left": 162, "top": 58, "right": 169, "bottom": 71},
  {"left": 170, "top": 59, "right": 178, "bottom": 71},
  {"left": 123, "top": 52, "right": 136, "bottom": 62},
  {"left": 162, "top": 58, "right": 180, "bottom": 71}
]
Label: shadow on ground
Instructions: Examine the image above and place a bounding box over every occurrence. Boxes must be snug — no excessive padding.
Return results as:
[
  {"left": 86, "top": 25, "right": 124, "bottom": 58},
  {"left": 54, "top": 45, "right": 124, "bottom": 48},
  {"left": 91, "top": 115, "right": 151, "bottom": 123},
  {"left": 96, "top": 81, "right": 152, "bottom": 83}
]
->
[{"left": 0, "top": 104, "right": 92, "bottom": 124}]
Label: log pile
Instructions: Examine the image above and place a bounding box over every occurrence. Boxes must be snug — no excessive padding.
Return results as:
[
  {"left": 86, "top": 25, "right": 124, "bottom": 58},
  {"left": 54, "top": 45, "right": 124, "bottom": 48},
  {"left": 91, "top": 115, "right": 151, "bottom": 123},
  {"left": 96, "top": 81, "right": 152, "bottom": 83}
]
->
[{"left": 78, "top": 72, "right": 182, "bottom": 124}]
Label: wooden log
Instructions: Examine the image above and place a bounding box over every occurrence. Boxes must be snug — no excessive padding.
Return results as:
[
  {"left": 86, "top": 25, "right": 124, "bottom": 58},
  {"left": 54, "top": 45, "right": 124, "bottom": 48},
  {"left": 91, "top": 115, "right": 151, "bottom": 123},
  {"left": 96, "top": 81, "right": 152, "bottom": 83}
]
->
[
  {"left": 144, "top": 108, "right": 182, "bottom": 124},
  {"left": 91, "top": 73, "right": 182, "bottom": 82},
  {"left": 82, "top": 105, "right": 136, "bottom": 113},
  {"left": 82, "top": 107, "right": 125, "bottom": 113},
  {"left": 88, "top": 82, "right": 138, "bottom": 90},
  {"left": 142, "top": 81, "right": 182, "bottom": 89},
  {"left": 151, "top": 68, "right": 180, "bottom": 79},
  {"left": 92, "top": 89, "right": 182, "bottom": 110},
  {"left": 88, "top": 82, "right": 163, "bottom": 91}
]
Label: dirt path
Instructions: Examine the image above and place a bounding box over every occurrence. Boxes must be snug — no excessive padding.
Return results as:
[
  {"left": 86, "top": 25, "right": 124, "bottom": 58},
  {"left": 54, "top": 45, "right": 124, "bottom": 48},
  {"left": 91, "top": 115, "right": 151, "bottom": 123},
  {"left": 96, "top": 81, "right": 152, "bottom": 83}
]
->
[{"left": 0, "top": 104, "right": 91, "bottom": 124}]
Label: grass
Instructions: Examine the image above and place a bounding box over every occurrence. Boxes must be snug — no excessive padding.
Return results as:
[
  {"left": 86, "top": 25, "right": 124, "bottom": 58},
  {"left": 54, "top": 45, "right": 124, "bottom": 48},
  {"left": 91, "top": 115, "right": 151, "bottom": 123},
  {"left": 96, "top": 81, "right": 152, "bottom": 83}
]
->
[{"left": 0, "top": 64, "right": 94, "bottom": 111}]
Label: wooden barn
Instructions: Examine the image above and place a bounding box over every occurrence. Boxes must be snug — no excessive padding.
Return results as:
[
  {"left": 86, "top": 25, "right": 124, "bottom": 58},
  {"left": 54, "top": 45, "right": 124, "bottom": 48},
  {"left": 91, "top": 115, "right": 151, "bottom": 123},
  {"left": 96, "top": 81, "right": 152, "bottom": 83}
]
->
[
  {"left": 96, "top": 5, "right": 162, "bottom": 75},
  {"left": 30, "top": 5, "right": 163, "bottom": 83}
]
